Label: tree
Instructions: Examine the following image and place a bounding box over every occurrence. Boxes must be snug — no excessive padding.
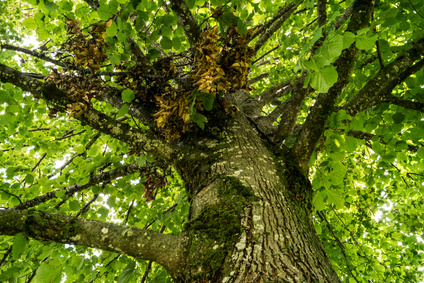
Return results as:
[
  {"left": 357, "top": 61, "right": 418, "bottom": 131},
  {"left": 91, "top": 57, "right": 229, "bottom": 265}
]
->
[{"left": 1, "top": 0, "right": 424, "bottom": 281}]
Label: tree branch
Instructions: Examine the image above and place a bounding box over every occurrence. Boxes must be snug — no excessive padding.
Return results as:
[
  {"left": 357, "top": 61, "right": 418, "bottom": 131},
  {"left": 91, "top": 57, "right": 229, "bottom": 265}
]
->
[
  {"left": 84, "top": 0, "right": 99, "bottom": 10},
  {"left": 0, "top": 209, "right": 182, "bottom": 275},
  {"left": 291, "top": 0, "right": 374, "bottom": 172},
  {"left": 317, "top": 0, "right": 327, "bottom": 27},
  {"left": 347, "top": 129, "right": 419, "bottom": 152},
  {"left": 1, "top": 44, "right": 82, "bottom": 71},
  {"left": 169, "top": 0, "right": 201, "bottom": 51},
  {"left": 343, "top": 42, "right": 424, "bottom": 117},
  {"left": 249, "top": 73, "right": 269, "bottom": 85},
  {"left": 100, "top": 88, "right": 158, "bottom": 130},
  {"left": 11, "top": 161, "right": 149, "bottom": 211},
  {"left": 127, "top": 38, "right": 157, "bottom": 75},
  {"left": 382, "top": 95, "right": 424, "bottom": 112},
  {"left": 275, "top": 74, "right": 311, "bottom": 141},
  {"left": 253, "top": 3, "right": 298, "bottom": 52},
  {"left": 253, "top": 79, "right": 292, "bottom": 109},
  {"left": 0, "top": 64, "right": 179, "bottom": 162},
  {"left": 330, "top": 2, "right": 354, "bottom": 31}
]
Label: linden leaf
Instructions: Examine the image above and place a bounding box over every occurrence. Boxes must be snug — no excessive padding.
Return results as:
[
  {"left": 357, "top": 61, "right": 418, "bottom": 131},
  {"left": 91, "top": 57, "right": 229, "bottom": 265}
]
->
[
  {"left": 310, "top": 65, "right": 338, "bottom": 93},
  {"left": 22, "top": 18, "right": 37, "bottom": 29}
]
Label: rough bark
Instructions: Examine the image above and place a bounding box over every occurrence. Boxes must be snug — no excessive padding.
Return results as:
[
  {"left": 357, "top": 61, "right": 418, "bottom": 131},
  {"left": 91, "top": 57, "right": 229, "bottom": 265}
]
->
[{"left": 171, "top": 113, "right": 340, "bottom": 282}]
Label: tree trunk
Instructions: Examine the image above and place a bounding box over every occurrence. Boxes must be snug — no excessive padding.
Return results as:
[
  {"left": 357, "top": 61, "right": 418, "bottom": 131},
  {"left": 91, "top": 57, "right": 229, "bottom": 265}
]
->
[{"left": 172, "top": 112, "right": 340, "bottom": 282}]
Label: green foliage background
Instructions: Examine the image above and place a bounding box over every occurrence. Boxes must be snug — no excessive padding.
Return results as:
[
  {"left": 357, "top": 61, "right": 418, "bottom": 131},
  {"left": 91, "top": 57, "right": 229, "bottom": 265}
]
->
[{"left": 1, "top": 0, "right": 424, "bottom": 282}]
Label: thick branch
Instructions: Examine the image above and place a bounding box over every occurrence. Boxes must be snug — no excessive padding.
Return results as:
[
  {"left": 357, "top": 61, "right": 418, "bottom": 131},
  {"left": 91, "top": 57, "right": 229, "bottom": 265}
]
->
[
  {"left": 291, "top": 0, "right": 374, "bottom": 172},
  {"left": 382, "top": 95, "right": 424, "bottom": 112},
  {"left": 330, "top": 2, "right": 354, "bottom": 31},
  {"left": 100, "top": 88, "right": 158, "bottom": 130},
  {"left": 317, "top": 0, "right": 327, "bottom": 27},
  {"left": 343, "top": 47, "right": 424, "bottom": 117},
  {"left": 0, "top": 64, "right": 179, "bottom": 162},
  {"left": 254, "top": 3, "right": 298, "bottom": 52},
  {"left": 249, "top": 73, "right": 269, "bottom": 85},
  {"left": 127, "top": 38, "right": 157, "bottom": 74},
  {"left": 275, "top": 74, "right": 311, "bottom": 141},
  {"left": 251, "top": 3, "right": 297, "bottom": 44},
  {"left": 169, "top": 0, "right": 201, "bottom": 50},
  {"left": 254, "top": 79, "right": 292, "bottom": 108},
  {"left": 0, "top": 209, "right": 182, "bottom": 275},
  {"left": 83, "top": 0, "right": 99, "bottom": 10}
]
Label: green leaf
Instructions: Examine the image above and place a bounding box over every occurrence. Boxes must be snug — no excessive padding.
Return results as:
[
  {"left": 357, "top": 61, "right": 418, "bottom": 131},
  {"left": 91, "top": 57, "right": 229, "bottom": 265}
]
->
[
  {"left": 22, "top": 18, "right": 37, "bottom": 29},
  {"left": 60, "top": 1, "right": 73, "bottom": 11},
  {"left": 195, "top": 92, "right": 214, "bottom": 111},
  {"left": 34, "top": 258, "right": 63, "bottom": 283},
  {"left": 117, "top": 104, "right": 129, "bottom": 117},
  {"left": 6, "top": 104, "right": 19, "bottom": 113},
  {"left": 392, "top": 112, "right": 405, "bottom": 124},
  {"left": 160, "top": 36, "right": 172, "bottom": 50},
  {"left": 106, "top": 21, "right": 118, "bottom": 37},
  {"left": 313, "top": 190, "right": 326, "bottom": 210},
  {"left": 55, "top": 190, "right": 66, "bottom": 199},
  {"left": 172, "top": 37, "right": 182, "bottom": 50},
  {"left": 356, "top": 32, "right": 378, "bottom": 50},
  {"left": 98, "top": 207, "right": 109, "bottom": 220},
  {"left": 374, "top": 263, "right": 385, "bottom": 273},
  {"left": 25, "top": 173, "right": 34, "bottom": 184},
  {"left": 118, "top": 261, "right": 136, "bottom": 283},
  {"left": 148, "top": 48, "right": 161, "bottom": 61},
  {"left": 116, "top": 0, "right": 129, "bottom": 3},
  {"left": 186, "top": 0, "right": 195, "bottom": 9},
  {"left": 191, "top": 113, "right": 208, "bottom": 130},
  {"left": 137, "top": 155, "right": 146, "bottom": 167},
  {"left": 69, "top": 200, "right": 80, "bottom": 211},
  {"left": 12, "top": 233, "right": 28, "bottom": 260},
  {"left": 342, "top": 32, "right": 356, "bottom": 49},
  {"left": 326, "top": 189, "right": 344, "bottom": 209},
  {"left": 0, "top": 90, "right": 11, "bottom": 103},
  {"left": 97, "top": 6, "right": 113, "bottom": 21},
  {"left": 161, "top": 14, "right": 174, "bottom": 25},
  {"left": 310, "top": 65, "right": 338, "bottom": 93},
  {"left": 304, "top": 59, "right": 319, "bottom": 72},
  {"left": 43, "top": 1, "right": 57, "bottom": 13},
  {"left": 122, "top": 89, "right": 135, "bottom": 103},
  {"left": 417, "top": 147, "right": 424, "bottom": 159},
  {"left": 319, "top": 32, "right": 343, "bottom": 61},
  {"left": 330, "top": 162, "right": 347, "bottom": 185}
]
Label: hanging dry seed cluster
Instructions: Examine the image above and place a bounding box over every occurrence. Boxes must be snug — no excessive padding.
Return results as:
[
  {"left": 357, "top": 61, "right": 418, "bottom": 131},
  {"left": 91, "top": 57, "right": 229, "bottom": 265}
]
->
[
  {"left": 152, "top": 57, "right": 196, "bottom": 140},
  {"left": 46, "top": 18, "right": 111, "bottom": 117},
  {"left": 51, "top": 16, "right": 255, "bottom": 139},
  {"left": 46, "top": 70, "right": 106, "bottom": 118},
  {"left": 151, "top": 25, "right": 256, "bottom": 139},
  {"left": 192, "top": 25, "right": 254, "bottom": 96},
  {"left": 192, "top": 26, "right": 231, "bottom": 95},
  {"left": 62, "top": 18, "right": 111, "bottom": 71},
  {"left": 220, "top": 25, "right": 255, "bottom": 92}
]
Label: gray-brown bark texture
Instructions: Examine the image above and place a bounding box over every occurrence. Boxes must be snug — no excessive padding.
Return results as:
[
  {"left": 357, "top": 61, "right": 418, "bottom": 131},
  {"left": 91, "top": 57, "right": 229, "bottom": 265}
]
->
[{"left": 172, "top": 112, "right": 340, "bottom": 282}]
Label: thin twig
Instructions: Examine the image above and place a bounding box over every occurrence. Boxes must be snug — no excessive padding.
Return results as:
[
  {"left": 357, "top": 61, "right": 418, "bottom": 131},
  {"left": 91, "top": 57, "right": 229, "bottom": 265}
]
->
[
  {"left": 0, "top": 246, "right": 12, "bottom": 265},
  {"left": 124, "top": 200, "right": 135, "bottom": 225},
  {"left": 317, "top": 210, "right": 359, "bottom": 282},
  {"left": 31, "top": 153, "right": 47, "bottom": 172},
  {"left": 0, "top": 189, "right": 22, "bottom": 204},
  {"left": 253, "top": 45, "right": 281, "bottom": 65},
  {"left": 407, "top": 0, "right": 424, "bottom": 20}
]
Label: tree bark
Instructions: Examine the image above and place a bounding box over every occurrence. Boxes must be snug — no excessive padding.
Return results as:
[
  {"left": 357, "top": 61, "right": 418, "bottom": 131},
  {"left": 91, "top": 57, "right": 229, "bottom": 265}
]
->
[{"left": 172, "top": 112, "right": 340, "bottom": 282}]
